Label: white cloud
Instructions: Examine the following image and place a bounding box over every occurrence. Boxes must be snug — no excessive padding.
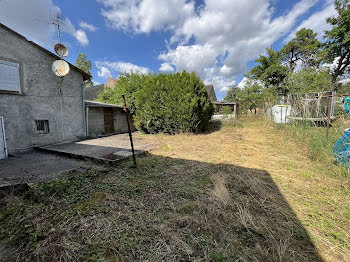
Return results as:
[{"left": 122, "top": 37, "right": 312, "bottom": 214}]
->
[
  {"left": 60, "top": 18, "right": 90, "bottom": 46},
  {"left": 284, "top": 2, "right": 337, "bottom": 42},
  {"left": 237, "top": 77, "right": 249, "bottom": 89},
  {"left": 203, "top": 67, "right": 236, "bottom": 93},
  {"left": 97, "top": 66, "right": 113, "bottom": 78},
  {"left": 237, "top": 77, "right": 263, "bottom": 89},
  {"left": 0, "top": 0, "right": 90, "bottom": 47},
  {"left": 96, "top": 61, "right": 150, "bottom": 78},
  {"left": 79, "top": 21, "right": 98, "bottom": 32},
  {"left": 220, "top": 65, "right": 233, "bottom": 76},
  {"left": 97, "top": 0, "right": 195, "bottom": 34},
  {"left": 98, "top": 0, "right": 318, "bottom": 93},
  {"left": 0, "top": 0, "right": 58, "bottom": 47},
  {"left": 159, "top": 0, "right": 316, "bottom": 94},
  {"left": 74, "top": 29, "right": 89, "bottom": 46},
  {"left": 159, "top": 63, "right": 174, "bottom": 72},
  {"left": 159, "top": 44, "right": 218, "bottom": 73}
]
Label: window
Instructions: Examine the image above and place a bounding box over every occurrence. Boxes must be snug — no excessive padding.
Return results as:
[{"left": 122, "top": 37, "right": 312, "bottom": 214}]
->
[
  {"left": 35, "top": 120, "right": 50, "bottom": 134},
  {"left": 0, "top": 60, "right": 20, "bottom": 92}
]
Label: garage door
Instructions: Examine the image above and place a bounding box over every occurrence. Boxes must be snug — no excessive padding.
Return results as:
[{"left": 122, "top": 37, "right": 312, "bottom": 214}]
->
[{"left": 0, "top": 117, "right": 7, "bottom": 159}]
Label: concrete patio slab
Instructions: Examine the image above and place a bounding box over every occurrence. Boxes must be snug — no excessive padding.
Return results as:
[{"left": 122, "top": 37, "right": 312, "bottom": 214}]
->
[
  {"left": 38, "top": 132, "right": 158, "bottom": 162},
  {"left": 0, "top": 150, "right": 93, "bottom": 187}
]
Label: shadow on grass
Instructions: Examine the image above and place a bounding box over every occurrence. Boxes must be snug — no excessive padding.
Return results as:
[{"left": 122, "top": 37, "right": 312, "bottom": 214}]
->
[
  {"left": 205, "top": 120, "right": 223, "bottom": 133},
  {"left": 0, "top": 154, "right": 324, "bottom": 262}
]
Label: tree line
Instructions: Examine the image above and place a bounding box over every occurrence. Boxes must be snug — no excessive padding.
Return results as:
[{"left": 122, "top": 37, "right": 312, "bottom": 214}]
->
[{"left": 225, "top": 0, "right": 350, "bottom": 112}]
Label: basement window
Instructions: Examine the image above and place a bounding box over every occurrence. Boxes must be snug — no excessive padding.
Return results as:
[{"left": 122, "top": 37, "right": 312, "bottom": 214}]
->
[
  {"left": 0, "top": 60, "right": 20, "bottom": 92},
  {"left": 35, "top": 120, "right": 50, "bottom": 134}
]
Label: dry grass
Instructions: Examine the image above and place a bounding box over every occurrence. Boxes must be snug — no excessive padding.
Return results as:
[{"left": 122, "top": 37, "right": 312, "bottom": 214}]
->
[
  {"left": 138, "top": 116, "right": 350, "bottom": 261},
  {"left": 0, "top": 116, "right": 349, "bottom": 261}
]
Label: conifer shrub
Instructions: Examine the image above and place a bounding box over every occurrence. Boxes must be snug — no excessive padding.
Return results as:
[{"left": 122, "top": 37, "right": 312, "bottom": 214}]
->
[{"left": 97, "top": 71, "right": 214, "bottom": 134}]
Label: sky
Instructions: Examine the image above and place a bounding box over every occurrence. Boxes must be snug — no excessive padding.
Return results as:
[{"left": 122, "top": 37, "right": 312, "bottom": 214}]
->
[{"left": 0, "top": 0, "right": 337, "bottom": 100}]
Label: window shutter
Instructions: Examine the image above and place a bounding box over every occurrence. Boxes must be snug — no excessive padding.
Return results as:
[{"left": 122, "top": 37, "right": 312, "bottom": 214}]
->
[{"left": 0, "top": 60, "right": 20, "bottom": 92}]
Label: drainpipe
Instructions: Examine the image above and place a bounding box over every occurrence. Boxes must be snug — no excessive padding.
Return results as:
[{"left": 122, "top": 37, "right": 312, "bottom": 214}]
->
[
  {"left": 81, "top": 82, "right": 87, "bottom": 136},
  {"left": 86, "top": 105, "right": 89, "bottom": 136}
]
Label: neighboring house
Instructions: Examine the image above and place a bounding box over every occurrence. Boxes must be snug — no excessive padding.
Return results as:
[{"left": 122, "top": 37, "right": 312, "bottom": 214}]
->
[
  {"left": 85, "top": 100, "right": 135, "bottom": 137},
  {"left": 84, "top": 84, "right": 104, "bottom": 101},
  {"left": 206, "top": 84, "right": 238, "bottom": 117},
  {"left": 0, "top": 23, "right": 90, "bottom": 157},
  {"left": 105, "top": 77, "right": 118, "bottom": 88},
  {"left": 85, "top": 78, "right": 118, "bottom": 101},
  {"left": 206, "top": 85, "right": 218, "bottom": 102}
]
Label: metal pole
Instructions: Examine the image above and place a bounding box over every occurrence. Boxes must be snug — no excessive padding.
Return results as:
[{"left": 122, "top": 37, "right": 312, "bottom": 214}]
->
[
  {"left": 86, "top": 105, "right": 89, "bottom": 136},
  {"left": 326, "top": 95, "right": 332, "bottom": 140},
  {"left": 280, "top": 106, "right": 282, "bottom": 123},
  {"left": 285, "top": 95, "right": 289, "bottom": 123},
  {"left": 122, "top": 95, "right": 136, "bottom": 166}
]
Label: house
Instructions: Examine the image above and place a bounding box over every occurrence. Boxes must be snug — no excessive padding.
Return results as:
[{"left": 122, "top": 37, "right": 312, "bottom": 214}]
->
[
  {"left": 85, "top": 100, "right": 135, "bottom": 137},
  {"left": 84, "top": 84, "right": 104, "bottom": 101},
  {"left": 84, "top": 78, "right": 135, "bottom": 136},
  {"left": 105, "top": 77, "right": 118, "bottom": 88},
  {"left": 0, "top": 23, "right": 90, "bottom": 157},
  {"left": 206, "top": 85, "right": 218, "bottom": 102},
  {"left": 205, "top": 84, "right": 238, "bottom": 116},
  {"left": 84, "top": 78, "right": 117, "bottom": 101}
]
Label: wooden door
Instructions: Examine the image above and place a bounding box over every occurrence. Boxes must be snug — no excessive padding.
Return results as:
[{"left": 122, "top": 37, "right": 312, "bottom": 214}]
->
[{"left": 103, "top": 108, "right": 114, "bottom": 134}]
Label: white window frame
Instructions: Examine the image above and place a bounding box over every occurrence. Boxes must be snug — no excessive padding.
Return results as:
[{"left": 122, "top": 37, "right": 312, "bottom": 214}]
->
[{"left": 0, "top": 60, "right": 20, "bottom": 92}]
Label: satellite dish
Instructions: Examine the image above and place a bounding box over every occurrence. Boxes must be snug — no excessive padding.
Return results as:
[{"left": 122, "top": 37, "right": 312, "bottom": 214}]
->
[
  {"left": 54, "top": 43, "right": 69, "bottom": 57},
  {"left": 52, "top": 60, "right": 70, "bottom": 77}
]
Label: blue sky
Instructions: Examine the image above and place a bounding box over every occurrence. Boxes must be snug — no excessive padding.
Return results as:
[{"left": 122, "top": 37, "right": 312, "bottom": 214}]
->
[{"left": 0, "top": 0, "right": 336, "bottom": 100}]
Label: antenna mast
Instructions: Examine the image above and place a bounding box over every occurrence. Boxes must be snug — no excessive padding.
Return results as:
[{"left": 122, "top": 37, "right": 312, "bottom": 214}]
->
[{"left": 56, "top": 13, "right": 61, "bottom": 44}]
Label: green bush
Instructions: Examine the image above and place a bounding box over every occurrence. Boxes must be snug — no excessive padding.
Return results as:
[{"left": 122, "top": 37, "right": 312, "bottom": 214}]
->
[
  {"left": 222, "top": 106, "right": 232, "bottom": 115},
  {"left": 97, "top": 71, "right": 214, "bottom": 134}
]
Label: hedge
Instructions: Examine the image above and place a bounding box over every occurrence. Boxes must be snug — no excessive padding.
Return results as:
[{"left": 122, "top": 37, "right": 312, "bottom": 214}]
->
[{"left": 97, "top": 71, "right": 214, "bottom": 134}]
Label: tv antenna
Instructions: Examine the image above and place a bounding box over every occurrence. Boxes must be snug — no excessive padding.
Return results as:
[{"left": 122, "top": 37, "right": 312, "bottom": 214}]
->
[
  {"left": 33, "top": 12, "right": 67, "bottom": 44},
  {"left": 33, "top": 12, "right": 70, "bottom": 77}
]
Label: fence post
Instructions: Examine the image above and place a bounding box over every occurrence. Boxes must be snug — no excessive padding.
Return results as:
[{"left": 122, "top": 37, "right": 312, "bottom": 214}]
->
[
  {"left": 122, "top": 95, "right": 137, "bottom": 166},
  {"left": 326, "top": 95, "right": 332, "bottom": 141}
]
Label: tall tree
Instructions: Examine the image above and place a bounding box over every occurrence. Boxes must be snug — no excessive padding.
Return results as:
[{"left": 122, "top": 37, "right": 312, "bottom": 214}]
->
[
  {"left": 281, "top": 28, "right": 321, "bottom": 72},
  {"left": 285, "top": 68, "right": 333, "bottom": 94},
  {"left": 224, "top": 82, "right": 264, "bottom": 113},
  {"left": 248, "top": 48, "right": 288, "bottom": 96},
  {"left": 75, "top": 53, "right": 94, "bottom": 87},
  {"left": 323, "top": 0, "right": 350, "bottom": 86},
  {"left": 224, "top": 84, "right": 242, "bottom": 102}
]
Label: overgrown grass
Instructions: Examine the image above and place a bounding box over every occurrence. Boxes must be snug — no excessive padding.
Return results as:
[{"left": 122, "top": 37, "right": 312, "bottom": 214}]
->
[
  {"left": 273, "top": 115, "right": 349, "bottom": 176},
  {"left": 1, "top": 115, "right": 349, "bottom": 261}
]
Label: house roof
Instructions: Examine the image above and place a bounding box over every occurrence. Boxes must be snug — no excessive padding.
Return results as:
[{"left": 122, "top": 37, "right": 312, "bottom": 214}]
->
[
  {"left": 0, "top": 23, "right": 91, "bottom": 81},
  {"left": 105, "top": 78, "right": 118, "bottom": 88},
  {"left": 206, "top": 85, "right": 218, "bottom": 102},
  {"left": 84, "top": 84, "right": 105, "bottom": 101},
  {"left": 85, "top": 100, "right": 124, "bottom": 109},
  {"left": 84, "top": 78, "right": 119, "bottom": 100}
]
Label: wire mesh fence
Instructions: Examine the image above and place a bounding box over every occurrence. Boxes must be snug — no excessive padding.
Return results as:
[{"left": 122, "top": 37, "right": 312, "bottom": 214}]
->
[{"left": 263, "top": 91, "right": 350, "bottom": 170}]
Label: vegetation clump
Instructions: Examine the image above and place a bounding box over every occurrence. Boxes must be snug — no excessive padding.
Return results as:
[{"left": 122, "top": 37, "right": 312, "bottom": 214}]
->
[{"left": 98, "top": 71, "right": 214, "bottom": 134}]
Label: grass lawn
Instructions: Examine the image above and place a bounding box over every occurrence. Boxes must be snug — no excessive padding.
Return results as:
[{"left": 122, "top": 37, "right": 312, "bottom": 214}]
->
[{"left": 1, "top": 116, "right": 349, "bottom": 261}]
